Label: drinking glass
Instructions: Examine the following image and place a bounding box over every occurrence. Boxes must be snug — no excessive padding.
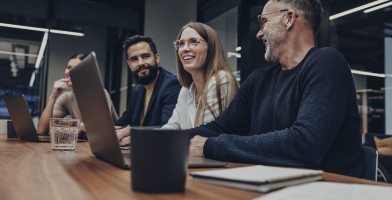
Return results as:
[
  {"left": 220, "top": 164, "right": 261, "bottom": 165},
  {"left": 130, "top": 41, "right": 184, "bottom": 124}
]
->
[{"left": 50, "top": 118, "right": 80, "bottom": 151}]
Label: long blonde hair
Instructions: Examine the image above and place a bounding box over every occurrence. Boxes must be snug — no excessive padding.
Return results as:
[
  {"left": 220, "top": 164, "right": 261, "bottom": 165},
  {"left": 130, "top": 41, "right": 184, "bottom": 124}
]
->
[{"left": 175, "top": 22, "right": 240, "bottom": 127}]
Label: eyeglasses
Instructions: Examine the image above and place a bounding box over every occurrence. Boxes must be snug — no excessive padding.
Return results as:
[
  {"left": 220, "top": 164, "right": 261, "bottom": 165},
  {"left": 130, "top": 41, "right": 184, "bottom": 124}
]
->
[
  {"left": 257, "top": 9, "right": 299, "bottom": 31},
  {"left": 173, "top": 38, "right": 206, "bottom": 50}
]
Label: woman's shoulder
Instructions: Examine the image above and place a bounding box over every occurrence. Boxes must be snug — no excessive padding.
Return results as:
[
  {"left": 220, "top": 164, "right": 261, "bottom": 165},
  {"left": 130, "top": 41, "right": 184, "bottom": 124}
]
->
[{"left": 209, "top": 70, "right": 234, "bottom": 87}]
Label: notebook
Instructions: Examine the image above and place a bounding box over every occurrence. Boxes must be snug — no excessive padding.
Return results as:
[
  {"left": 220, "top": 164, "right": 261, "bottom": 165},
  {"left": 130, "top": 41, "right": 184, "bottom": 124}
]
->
[
  {"left": 190, "top": 165, "right": 324, "bottom": 193},
  {"left": 253, "top": 182, "right": 392, "bottom": 200}
]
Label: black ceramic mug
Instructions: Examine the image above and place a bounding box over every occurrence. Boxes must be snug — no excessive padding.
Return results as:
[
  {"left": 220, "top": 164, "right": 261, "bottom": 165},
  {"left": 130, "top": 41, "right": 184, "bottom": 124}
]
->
[{"left": 131, "top": 128, "right": 190, "bottom": 193}]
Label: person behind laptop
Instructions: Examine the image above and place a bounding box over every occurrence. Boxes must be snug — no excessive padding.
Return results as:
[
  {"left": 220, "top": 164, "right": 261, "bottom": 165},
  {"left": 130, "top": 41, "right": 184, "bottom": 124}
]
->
[
  {"left": 116, "top": 23, "right": 240, "bottom": 145},
  {"left": 38, "top": 53, "right": 119, "bottom": 137},
  {"left": 114, "top": 36, "right": 182, "bottom": 136},
  {"left": 185, "top": 0, "right": 364, "bottom": 178}
]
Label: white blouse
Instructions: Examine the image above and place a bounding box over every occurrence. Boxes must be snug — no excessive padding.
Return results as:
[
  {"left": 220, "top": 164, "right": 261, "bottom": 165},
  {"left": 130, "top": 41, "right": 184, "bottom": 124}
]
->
[{"left": 161, "top": 71, "right": 236, "bottom": 130}]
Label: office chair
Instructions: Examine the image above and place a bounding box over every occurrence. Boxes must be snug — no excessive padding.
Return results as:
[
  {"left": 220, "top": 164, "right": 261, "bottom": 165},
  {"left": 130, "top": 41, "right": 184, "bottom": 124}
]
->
[
  {"left": 363, "top": 133, "right": 392, "bottom": 183},
  {"left": 362, "top": 146, "right": 378, "bottom": 181}
]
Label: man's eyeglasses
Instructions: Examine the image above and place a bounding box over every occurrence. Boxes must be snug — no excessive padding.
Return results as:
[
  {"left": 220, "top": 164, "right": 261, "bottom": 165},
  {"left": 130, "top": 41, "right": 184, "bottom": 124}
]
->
[
  {"left": 257, "top": 9, "right": 299, "bottom": 31},
  {"left": 174, "top": 38, "right": 206, "bottom": 50}
]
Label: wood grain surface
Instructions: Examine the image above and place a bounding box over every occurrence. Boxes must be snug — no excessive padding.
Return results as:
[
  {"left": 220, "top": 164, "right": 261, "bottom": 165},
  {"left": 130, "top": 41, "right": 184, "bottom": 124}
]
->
[{"left": 0, "top": 135, "right": 390, "bottom": 200}]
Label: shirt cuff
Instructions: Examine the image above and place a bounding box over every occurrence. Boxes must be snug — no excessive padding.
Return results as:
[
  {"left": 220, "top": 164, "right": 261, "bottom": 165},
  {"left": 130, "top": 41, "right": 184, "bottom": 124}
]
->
[{"left": 203, "top": 137, "right": 217, "bottom": 159}]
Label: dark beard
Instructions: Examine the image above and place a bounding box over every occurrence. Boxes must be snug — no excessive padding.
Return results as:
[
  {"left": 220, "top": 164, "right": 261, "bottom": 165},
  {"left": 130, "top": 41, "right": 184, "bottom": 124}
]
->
[{"left": 131, "top": 62, "right": 159, "bottom": 85}]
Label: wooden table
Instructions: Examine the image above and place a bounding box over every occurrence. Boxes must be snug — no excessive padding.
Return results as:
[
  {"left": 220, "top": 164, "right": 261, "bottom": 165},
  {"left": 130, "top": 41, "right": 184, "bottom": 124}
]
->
[{"left": 0, "top": 135, "right": 390, "bottom": 200}]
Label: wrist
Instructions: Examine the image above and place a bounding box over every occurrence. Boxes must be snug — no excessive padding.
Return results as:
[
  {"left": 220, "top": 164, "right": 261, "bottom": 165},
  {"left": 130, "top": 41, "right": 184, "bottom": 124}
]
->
[{"left": 49, "top": 94, "right": 57, "bottom": 99}]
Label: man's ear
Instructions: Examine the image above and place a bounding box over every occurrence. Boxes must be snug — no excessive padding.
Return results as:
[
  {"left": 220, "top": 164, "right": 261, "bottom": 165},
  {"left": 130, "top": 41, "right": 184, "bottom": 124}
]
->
[
  {"left": 155, "top": 53, "right": 160, "bottom": 64},
  {"left": 285, "top": 9, "right": 297, "bottom": 31}
]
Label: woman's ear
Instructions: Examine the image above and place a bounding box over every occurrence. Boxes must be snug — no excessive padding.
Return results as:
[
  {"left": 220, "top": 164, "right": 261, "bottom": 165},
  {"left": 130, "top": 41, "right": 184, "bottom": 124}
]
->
[{"left": 285, "top": 9, "right": 297, "bottom": 31}]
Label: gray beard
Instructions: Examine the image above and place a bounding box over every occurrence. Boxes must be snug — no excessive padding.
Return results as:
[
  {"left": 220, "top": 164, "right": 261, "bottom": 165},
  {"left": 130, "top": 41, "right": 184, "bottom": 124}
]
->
[{"left": 264, "top": 18, "right": 286, "bottom": 63}]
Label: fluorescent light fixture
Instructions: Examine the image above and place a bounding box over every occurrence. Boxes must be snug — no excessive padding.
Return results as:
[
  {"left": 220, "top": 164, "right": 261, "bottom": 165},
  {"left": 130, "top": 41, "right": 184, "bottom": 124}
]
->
[
  {"left": 0, "top": 22, "right": 84, "bottom": 36},
  {"left": 351, "top": 69, "right": 386, "bottom": 78},
  {"left": 35, "top": 32, "right": 48, "bottom": 69},
  {"left": 329, "top": 0, "right": 389, "bottom": 20},
  {"left": 236, "top": 47, "right": 242, "bottom": 51},
  {"left": 364, "top": 1, "right": 392, "bottom": 13},
  {"left": 29, "top": 31, "right": 48, "bottom": 87},
  {"left": 29, "top": 72, "right": 36, "bottom": 87},
  {"left": 0, "top": 50, "right": 38, "bottom": 57}
]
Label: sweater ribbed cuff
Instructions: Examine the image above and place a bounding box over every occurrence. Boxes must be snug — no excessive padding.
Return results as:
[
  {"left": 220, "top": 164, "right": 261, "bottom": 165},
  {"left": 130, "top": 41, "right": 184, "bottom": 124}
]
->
[{"left": 203, "top": 137, "right": 217, "bottom": 159}]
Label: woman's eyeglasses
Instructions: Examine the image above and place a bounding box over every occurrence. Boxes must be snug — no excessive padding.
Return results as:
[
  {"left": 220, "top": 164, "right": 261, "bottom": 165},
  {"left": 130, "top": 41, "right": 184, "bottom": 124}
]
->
[{"left": 174, "top": 38, "right": 206, "bottom": 50}]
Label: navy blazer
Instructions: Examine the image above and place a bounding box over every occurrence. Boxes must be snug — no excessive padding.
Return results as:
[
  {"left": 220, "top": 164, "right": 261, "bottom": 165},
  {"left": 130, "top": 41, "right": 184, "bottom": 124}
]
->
[{"left": 115, "top": 67, "right": 181, "bottom": 127}]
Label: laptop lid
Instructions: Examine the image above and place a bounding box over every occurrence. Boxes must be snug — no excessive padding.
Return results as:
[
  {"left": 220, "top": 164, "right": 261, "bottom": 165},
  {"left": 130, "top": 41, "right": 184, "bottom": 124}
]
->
[
  {"left": 69, "top": 52, "right": 126, "bottom": 168},
  {"left": 4, "top": 95, "right": 40, "bottom": 142}
]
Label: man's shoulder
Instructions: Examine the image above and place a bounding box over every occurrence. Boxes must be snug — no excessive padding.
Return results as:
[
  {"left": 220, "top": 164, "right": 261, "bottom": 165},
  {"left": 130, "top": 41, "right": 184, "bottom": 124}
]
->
[
  {"left": 249, "top": 64, "right": 281, "bottom": 78},
  {"left": 160, "top": 67, "right": 180, "bottom": 82},
  {"left": 309, "top": 47, "right": 345, "bottom": 60},
  {"left": 159, "top": 67, "right": 181, "bottom": 88},
  {"left": 305, "top": 47, "right": 349, "bottom": 72}
]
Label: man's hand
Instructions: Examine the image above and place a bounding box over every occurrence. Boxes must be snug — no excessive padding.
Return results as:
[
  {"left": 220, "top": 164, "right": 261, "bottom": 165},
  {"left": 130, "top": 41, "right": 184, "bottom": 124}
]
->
[
  {"left": 189, "top": 135, "right": 208, "bottom": 157},
  {"left": 116, "top": 126, "right": 131, "bottom": 146}
]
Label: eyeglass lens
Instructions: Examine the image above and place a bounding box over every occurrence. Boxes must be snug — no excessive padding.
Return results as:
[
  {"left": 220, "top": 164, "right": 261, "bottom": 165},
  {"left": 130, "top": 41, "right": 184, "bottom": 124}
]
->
[{"left": 175, "top": 38, "right": 199, "bottom": 50}]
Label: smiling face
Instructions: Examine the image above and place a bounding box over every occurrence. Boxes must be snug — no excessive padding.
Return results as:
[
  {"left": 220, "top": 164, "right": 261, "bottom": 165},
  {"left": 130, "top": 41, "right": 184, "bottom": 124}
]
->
[
  {"left": 178, "top": 28, "right": 208, "bottom": 74},
  {"left": 127, "top": 42, "right": 160, "bottom": 85},
  {"left": 64, "top": 58, "right": 82, "bottom": 87},
  {"left": 256, "top": 1, "right": 287, "bottom": 63}
]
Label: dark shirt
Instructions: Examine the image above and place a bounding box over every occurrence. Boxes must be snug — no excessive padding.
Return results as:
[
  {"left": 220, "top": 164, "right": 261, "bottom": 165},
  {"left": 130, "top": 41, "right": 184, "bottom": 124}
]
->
[
  {"left": 115, "top": 67, "right": 181, "bottom": 127},
  {"left": 192, "top": 48, "right": 365, "bottom": 177}
]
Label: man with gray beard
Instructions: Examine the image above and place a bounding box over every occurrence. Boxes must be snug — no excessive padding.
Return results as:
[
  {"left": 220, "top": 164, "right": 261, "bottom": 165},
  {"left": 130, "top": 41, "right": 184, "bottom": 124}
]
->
[{"left": 188, "top": 0, "right": 365, "bottom": 178}]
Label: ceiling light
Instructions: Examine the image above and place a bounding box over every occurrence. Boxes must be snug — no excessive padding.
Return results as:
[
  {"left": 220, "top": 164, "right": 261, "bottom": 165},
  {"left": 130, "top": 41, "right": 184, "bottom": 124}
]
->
[
  {"left": 0, "top": 22, "right": 84, "bottom": 36},
  {"left": 30, "top": 32, "right": 48, "bottom": 87},
  {"left": 351, "top": 69, "right": 386, "bottom": 78},
  {"left": 364, "top": 1, "right": 392, "bottom": 13},
  {"left": 0, "top": 50, "right": 38, "bottom": 57},
  {"left": 35, "top": 32, "right": 48, "bottom": 69},
  {"left": 329, "top": 0, "right": 389, "bottom": 20}
]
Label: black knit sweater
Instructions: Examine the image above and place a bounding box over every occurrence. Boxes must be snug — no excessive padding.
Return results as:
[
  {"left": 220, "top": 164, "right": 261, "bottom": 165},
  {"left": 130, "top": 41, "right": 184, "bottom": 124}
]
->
[{"left": 192, "top": 47, "right": 365, "bottom": 178}]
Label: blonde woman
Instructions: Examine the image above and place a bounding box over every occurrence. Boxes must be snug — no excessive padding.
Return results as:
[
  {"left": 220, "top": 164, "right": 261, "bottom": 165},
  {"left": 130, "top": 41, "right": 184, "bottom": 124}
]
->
[{"left": 161, "top": 22, "right": 239, "bottom": 129}]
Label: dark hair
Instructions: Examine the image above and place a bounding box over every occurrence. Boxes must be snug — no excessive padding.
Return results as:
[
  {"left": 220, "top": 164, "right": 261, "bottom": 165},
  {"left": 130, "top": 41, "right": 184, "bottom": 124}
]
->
[
  {"left": 123, "top": 35, "right": 158, "bottom": 60},
  {"left": 277, "top": 0, "right": 323, "bottom": 37},
  {"left": 69, "top": 53, "right": 87, "bottom": 61}
]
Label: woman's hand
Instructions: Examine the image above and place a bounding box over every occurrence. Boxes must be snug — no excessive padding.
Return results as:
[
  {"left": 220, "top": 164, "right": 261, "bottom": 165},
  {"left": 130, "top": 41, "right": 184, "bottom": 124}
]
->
[{"left": 50, "top": 78, "right": 69, "bottom": 98}]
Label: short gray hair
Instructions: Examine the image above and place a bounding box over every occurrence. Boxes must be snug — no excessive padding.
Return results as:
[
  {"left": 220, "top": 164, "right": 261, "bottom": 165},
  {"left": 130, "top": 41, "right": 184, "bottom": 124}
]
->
[{"left": 276, "top": 0, "right": 323, "bottom": 37}]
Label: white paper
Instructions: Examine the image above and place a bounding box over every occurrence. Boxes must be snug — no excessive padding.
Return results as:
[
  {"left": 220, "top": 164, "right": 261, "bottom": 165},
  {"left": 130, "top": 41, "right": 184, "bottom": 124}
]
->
[
  {"left": 190, "top": 165, "right": 320, "bottom": 183},
  {"left": 254, "top": 182, "right": 392, "bottom": 200}
]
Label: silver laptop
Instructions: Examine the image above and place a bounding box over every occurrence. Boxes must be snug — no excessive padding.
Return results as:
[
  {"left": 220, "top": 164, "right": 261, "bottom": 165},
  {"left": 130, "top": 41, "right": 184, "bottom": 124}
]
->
[
  {"left": 4, "top": 95, "right": 86, "bottom": 142},
  {"left": 70, "top": 52, "right": 227, "bottom": 169}
]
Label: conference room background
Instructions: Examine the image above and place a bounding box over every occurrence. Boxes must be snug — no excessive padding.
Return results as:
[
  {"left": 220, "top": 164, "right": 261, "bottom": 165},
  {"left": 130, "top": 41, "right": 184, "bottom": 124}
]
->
[{"left": 0, "top": 0, "right": 391, "bottom": 136}]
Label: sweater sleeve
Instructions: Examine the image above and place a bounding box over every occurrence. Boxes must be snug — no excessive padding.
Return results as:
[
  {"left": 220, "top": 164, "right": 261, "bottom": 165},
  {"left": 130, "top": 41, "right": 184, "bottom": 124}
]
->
[{"left": 198, "top": 49, "right": 357, "bottom": 168}]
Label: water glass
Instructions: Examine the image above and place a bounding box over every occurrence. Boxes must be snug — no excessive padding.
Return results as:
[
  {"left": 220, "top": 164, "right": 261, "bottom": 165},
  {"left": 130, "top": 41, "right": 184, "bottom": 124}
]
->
[{"left": 50, "top": 118, "right": 80, "bottom": 151}]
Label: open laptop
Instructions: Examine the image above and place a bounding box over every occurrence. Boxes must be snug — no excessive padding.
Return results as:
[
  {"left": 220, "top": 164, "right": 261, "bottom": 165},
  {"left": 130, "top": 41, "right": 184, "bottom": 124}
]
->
[
  {"left": 70, "top": 52, "right": 227, "bottom": 169},
  {"left": 4, "top": 95, "right": 86, "bottom": 142}
]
